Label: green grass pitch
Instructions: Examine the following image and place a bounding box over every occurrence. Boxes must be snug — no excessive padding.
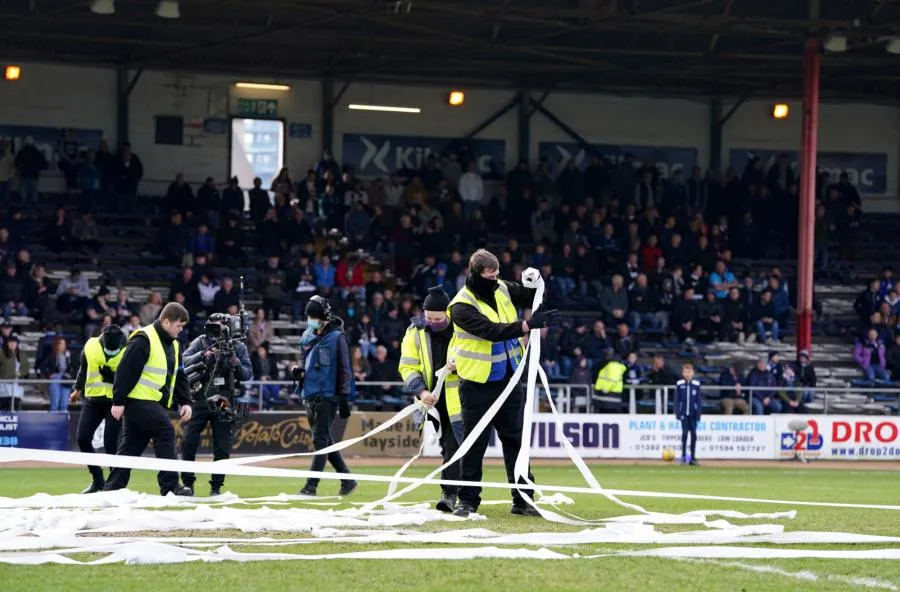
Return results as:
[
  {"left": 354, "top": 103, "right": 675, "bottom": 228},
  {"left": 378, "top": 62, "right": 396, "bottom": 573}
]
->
[{"left": 1, "top": 463, "right": 899, "bottom": 592}]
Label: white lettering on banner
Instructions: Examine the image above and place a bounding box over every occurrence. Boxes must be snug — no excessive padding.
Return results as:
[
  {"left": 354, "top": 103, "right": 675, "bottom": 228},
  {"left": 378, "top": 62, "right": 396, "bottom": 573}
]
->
[
  {"left": 774, "top": 416, "right": 900, "bottom": 460},
  {"left": 423, "top": 414, "right": 776, "bottom": 460}
]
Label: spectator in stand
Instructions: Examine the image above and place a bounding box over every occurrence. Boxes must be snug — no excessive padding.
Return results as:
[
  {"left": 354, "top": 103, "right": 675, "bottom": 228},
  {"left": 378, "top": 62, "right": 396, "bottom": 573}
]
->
[
  {"left": 248, "top": 308, "right": 274, "bottom": 352},
  {"left": 600, "top": 274, "right": 628, "bottom": 327},
  {"left": 672, "top": 287, "right": 699, "bottom": 345},
  {"left": 336, "top": 253, "right": 366, "bottom": 301},
  {"left": 164, "top": 173, "right": 195, "bottom": 216},
  {"left": 709, "top": 260, "right": 738, "bottom": 299},
  {"left": 611, "top": 322, "right": 639, "bottom": 359},
  {"left": 260, "top": 256, "right": 286, "bottom": 320},
  {"left": 169, "top": 265, "right": 197, "bottom": 304},
  {"left": 0, "top": 335, "right": 28, "bottom": 410},
  {"left": 640, "top": 235, "right": 663, "bottom": 272},
  {"left": 197, "top": 177, "right": 222, "bottom": 229},
  {"left": 0, "top": 139, "right": 13, "bottom": 203},
  {"left": 854, "top": 278, "right": 881, "bottom": 328},
  {"left": 0, "top": 260, "right": 28, "bottom": 317},
  {"left": 222, "top": 176, "right": 244, "bottom": 216},
  {"left": 813, "top": 204, "right": 833, "bottom": 274},
  {"left": 139, "top": 292, "right": 162, "bottom": 325},
  {"left": 14, "top": 136, "right": 48, "bottom": 206},
  {"left": 777, "top": 364, "right": 806, "bottom": 413},
  {"left": 628, "top": 273, "right": 662, "bottom": 331},
  {"left": 248, "top": 177, "right": 271, "bottom": 224},
  {"left": 216, "top": 214, "right": 244, "bottom": 262},
  {"left": 45, "top": 206, "right": 72, "bottom": 255},
  {"left": 122, "top": 314, "right": 141, "bottom": 334},
  {"left": 582, "top": 320, "right": 609, "bottom": 367},
  {"left": 114, "top": 142, "right": 143, "bottom": 214},
  {"left": 768, "top": 275, "right": 791, "bottom": 328},
  {"left": 345, "top": 201, "right": 371, "bottom": 249},
  {"left": 196, "top": 272, "right": 220, "bottom": 315},
  {"left": 257, "top": 208, "right": 281, "bottom": 257},
  {"left": 752, "top": 290, "right": 780, "bottom": 344},
  {"left": 288, "top": 253, "right": 316, "bottom": 321},
  {"left": 71, "top": 209, "right": 101, "bottom": 253},
  {"left": 41, "top": 336, "right": 73, "bottom": 413},
  {"left": 315, "top": 149, "right": 340, "bottom": 181},
  {"left": 368, "top": 344, "right": 401, "bottom": 399},
  {"left": 189, "top": 224, "right": 216, "bottom": 258},
  {"left": 854, "top": 328, "right": 890, "bottom": 382},
  {"left": 794, "top": 349, "right": 816, "bottom": 402},
  {"left": 159, "top": 212, "right": 192, "bottom": 265},
  {"left": 82, "top": 287, "right": 112, "bottom": 340},
  {"left": 376, "top": 308, "right": 404, "bottom": 358},
  {"left": 251, "top": 342, "right": 281, "bottom": 409},
  {"left": 697, "top": 289, "right": 725, "bottom": 342},
  {"left": 531, "top": 200, "right": 557, "bottom": 246},
  {"left": 748, "top": 357, "right": 781, "bottom": 415},
  {"left": 25, "top": 264, "right": 52, "bottom": 321},
  {"left": 887, "top": 334, "right": 900, "bottom": 379},
  {"left": 723, "top": 287, "right": 747, "bottom": 343},
  {"left": 314, "top": 254, "right": 336, "bottom": 293},
  {"left": 112, "top": 289, "right": 137, "bottom": 325},
  {"left": 559, "top": 323, "right": 588, "bottom": 377},
  {"left": 718, "top": 363, "right": 749, "bottom": 415},
  {"left": 458, "top": 161, "right": 484, "bottom": 221},
  {"left": 213, "top": 276, "right": 239, "bottom": 314},
  {"left": 79, "top": 149, "right": 102, "bottom": 210}
]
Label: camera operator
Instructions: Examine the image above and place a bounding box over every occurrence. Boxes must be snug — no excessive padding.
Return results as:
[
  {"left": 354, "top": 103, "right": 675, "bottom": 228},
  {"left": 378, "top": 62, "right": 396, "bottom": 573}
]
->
[
  {"left": 69, "top": 325, "right": 127, "bottom": 493},
  {"left": 180, "top": 313, "right": 252, "bottom": 497},
  {"left": 291, "top": 295, "right": 357, "bottom": 497}
]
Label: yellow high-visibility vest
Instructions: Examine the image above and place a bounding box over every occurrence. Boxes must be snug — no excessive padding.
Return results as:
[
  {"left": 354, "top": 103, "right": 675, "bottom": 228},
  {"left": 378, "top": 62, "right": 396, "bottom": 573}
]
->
[
  {"left": 447, "top": 282, "right": 524, "bottom": 384},
  {"left": 398, "top": 324, "right": 461, "bottom": 421},
  {"left": 594, "top": 361, "right": 626, "bottom": 394},
  {"left": 82, "top": 336, "right": 124, "bottom": 399},
  {"left": 126, "top": 325, "right": 179, "bottom": 408}
]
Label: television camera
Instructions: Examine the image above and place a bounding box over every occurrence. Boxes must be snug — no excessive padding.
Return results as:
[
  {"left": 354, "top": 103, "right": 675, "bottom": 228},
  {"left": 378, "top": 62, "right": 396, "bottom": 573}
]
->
[{"left": 184, "top": 277, "right": 252, "bottom": 424}]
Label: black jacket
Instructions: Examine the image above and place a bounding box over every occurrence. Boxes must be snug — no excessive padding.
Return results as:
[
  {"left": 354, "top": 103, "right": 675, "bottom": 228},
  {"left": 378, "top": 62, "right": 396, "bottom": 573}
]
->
[
  {"left": 112, "top": 321, "right": 191, "bottom": 408},
  {"left": 182, "top": 334, "right": 253, "bottom": 382},
  {"left": 448, "top": 274, "right": 535, "bottom": 344}
]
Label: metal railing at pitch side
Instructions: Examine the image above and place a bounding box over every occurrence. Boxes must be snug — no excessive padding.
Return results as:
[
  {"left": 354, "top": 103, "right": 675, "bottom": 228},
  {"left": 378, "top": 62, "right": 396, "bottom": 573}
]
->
[{"left": 1, "top": 379, "right": 898, "bottom": 416}]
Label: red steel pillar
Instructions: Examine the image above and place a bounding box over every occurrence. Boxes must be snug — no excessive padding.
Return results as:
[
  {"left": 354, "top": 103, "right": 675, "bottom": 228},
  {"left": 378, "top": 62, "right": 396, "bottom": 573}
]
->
[{"left": 796, "top": 37, "right": 820, "bottom": 355}]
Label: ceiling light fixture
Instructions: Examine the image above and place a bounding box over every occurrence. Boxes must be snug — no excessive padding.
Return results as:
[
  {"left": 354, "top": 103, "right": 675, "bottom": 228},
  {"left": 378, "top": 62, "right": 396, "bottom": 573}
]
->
[
  {"left": 823, "top": 30, "right": 847, "bottom": 53},
  {"left": 155, "top": 0, "right": 180, "bottom": 19},
  {"left": 89, "top": 0, "right": 115, "bottom": 15},
  {"left": 348, "top": 104, "right": 421, "bottom": 113},
  {"left": 885, "top": 36, "right": 900, "bottom": 54},
  {"left": 234, "top": 82, "right": 291, "bottom": 91}
]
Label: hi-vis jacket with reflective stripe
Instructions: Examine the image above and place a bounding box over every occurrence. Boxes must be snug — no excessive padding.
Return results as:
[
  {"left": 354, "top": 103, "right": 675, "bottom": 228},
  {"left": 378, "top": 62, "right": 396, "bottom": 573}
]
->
[
  {"left": 594, "top": 360, "right": 626, "bottom": 394},
  {"left": 82, "top": 336, "right": 124, "bottom": 399},
  {"left": 127, "top": 325, "right": 180, "bottom": 408},
  {"left": 447, "top": 282, "right": 524, "bottom": 384},
  {"left": 398, "top": 324, "right": 461, "bottom": 422}
]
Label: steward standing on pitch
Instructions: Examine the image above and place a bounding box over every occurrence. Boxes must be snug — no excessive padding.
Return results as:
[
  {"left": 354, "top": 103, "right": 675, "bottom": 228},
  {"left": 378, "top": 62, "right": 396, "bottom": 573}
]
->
[
  {"left": 180, "top": 314, "right": 253, "bottom": 497},
  {"left": 399, "top": 286, "right": 463, "bottom": 513},
  {"left": 103, "top": 302, "right": 194, "bottom": 496},
  {"left": 447, "top": 249, "right": 561, "bottom": 518},
  {"left": 292, "top": 295, "right": 358, "bottom": 497},
  {"left": 69, "top": 324, "right": 127, "bottom": 493}
]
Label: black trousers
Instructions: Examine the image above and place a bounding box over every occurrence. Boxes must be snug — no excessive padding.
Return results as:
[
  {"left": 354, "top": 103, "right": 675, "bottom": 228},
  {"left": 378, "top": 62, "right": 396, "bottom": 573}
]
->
[
  {"left": 180, "top": 405, "right": 232, "bottom": 489},
  {"left": 103, "top": 399, "right": 181, "bottom": 494},
  {"left": 435, "top": 393, "right": 461, "bottom": 496},
  {"left": 681, "top": 415, "right": 698, "bottom": 460},
  {"left": 305, "top": 397, "right": 352, "bottom": 488},
  {"left": 76, "top": 397, "right": 122, "bottom": 484},
  {"left": 457, "top": 377, "right": 534, "bottom": 510}
]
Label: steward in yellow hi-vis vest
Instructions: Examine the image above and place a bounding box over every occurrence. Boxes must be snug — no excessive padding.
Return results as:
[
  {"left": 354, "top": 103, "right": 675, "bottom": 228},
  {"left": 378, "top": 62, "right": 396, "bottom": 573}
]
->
[
  {"left": 594, "top": 360, "right": 626, "bottom": 395},
  {"left": 398, "top": 287, "right": 463, "bottom": 513},
  {"left": 70, "top": 325, "right": 126, "bottom": 493},
  {"left": 103, "top": 303, "right": 195, "bottom": 497},
  {"left": 446, "top": 249, "right": 561, "bottom": 517}
]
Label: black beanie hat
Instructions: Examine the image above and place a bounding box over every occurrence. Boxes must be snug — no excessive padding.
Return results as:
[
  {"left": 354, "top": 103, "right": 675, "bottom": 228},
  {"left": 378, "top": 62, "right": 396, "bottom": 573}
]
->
[
  {"left": 423, "top": 287, "right": 451, "bottom": 312},
  {"left": 305, "top": 295, "right": 331, "bottom": 320}
]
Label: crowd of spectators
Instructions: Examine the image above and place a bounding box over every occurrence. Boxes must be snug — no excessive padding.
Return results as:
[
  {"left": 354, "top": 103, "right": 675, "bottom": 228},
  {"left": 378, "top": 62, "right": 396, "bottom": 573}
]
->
[
  {"left": 0, "top": 137, "right": 878, "bottom": 412},
  {"left": 852, "top": 268, "right": 900, "bottom": 383}
]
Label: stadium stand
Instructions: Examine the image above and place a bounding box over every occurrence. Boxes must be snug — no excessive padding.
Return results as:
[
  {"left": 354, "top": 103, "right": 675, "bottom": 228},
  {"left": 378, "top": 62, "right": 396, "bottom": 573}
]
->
[{"left": 0, "top": 148, "right": 898, "bottom": 417}]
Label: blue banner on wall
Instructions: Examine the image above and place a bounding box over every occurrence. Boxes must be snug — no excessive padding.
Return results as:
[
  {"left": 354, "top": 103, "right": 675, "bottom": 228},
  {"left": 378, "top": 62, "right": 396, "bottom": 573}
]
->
[
  {"left": 342, "top": 133, "right": 506, "bottom": 178},
  {"left": 0, "top": 124, "right": 104, "bottom": 172},
  {"left": 538, "top": 142, "right": 698, "bottom": 179},
  {"left": 0, "top": 412, "right": 70, "bottom": 451},
  {"left": 728, "top": 148, "right": 888, "bottom": 195}
]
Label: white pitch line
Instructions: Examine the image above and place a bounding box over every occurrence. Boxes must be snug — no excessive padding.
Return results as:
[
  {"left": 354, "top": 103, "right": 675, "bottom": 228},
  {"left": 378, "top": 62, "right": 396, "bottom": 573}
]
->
[{"left": 678, "top": 558, "right": 899, "bottom": 591}]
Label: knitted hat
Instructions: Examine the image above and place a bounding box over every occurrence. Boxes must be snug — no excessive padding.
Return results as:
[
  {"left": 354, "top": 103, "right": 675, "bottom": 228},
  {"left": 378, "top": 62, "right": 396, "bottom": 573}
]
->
[
  {"left": 799, "top": 349, "right": 811, "bottom": 360},
  {"left": 423, "top": 287, "right": 451, "bottom": 312}
]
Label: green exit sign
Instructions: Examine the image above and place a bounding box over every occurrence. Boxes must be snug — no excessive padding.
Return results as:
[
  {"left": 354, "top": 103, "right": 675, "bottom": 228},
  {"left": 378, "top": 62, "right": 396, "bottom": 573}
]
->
[{"left": 236, "top": 98, "right": 278, "bottom": 117}]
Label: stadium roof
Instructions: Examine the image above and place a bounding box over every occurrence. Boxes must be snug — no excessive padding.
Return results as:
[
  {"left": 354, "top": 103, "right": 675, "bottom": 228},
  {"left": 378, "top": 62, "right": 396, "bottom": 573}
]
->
[{"left": 6, "top": 0, "right": 900, "bottom": 99}]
